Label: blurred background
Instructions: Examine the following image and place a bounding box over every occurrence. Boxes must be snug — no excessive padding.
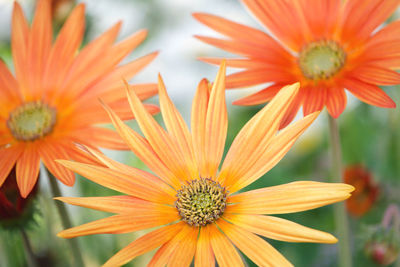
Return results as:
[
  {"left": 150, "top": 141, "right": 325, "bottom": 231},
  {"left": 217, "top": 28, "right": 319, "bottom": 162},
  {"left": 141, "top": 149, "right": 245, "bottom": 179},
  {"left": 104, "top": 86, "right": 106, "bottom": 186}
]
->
[{"left": 0, "top": 0, "right": 400, "bottom": 266}]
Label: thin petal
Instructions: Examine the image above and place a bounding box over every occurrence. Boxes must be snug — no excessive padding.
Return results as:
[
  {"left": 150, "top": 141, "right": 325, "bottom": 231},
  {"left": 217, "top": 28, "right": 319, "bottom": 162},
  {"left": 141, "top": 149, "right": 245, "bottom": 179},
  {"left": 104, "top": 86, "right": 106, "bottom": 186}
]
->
[
  {"left": 191, "top": 79, "right": 210, "bottom": 177},
  {"left": 326, "top": 87, "right": 347, "bottom": 118},
  {"left": 16, "top": 144, "right": 40, "bottom": 198},
  {"left": 342, "top": 78, "right": 396, "bottom": 108},
  {"left": 0, "top": 60, "right": 22, "bottom": 104},
  {"left": 218, "top": 83, "right": 299, "bottom": 187},
  {"left": 125, "top": 80, "right": 191, "bottom": 180},
  {"left": 158, "top": 75, "right": 198, "bottom": 180},
  {"left": 0, "top": 146, "right": 22, "bottom": 187},
  {"left": 227, "top": 112, "right": 319, "bottom": 193},
  {"left": 56, "top": 160, "right": 175, "bottom": 204},
  {"left": 224, "top": 213, "right": 337, "bottom": 244},
  {"left": 76, "top": 127, "right": 129, "bottom": 150},
  {"left": 225, "top": 68, "right": 294, "bottom": 89},
  {"left": 195, "top": 225, "right": 215, "bottom": 267},
  {"left": 232, "top": 84, "right": 283, "bottom": 106},
  {"left": 39, "top": 142, "right": 75, "bottom": 186},
  {"left": 350, "top": 65, "right": 400, "bottom": 86},
  {"left": 55, "top": 195, "right": 171, "bottom": 214},
  {"left": 103, "top": 222, "right": 185, "bottom": 267},
  {"left": 217, "top": 219, "right": 293, "bottom": 267},
  {"left": 101, "top": 102, "right": 181, "bottom": 189},
  {"left": 168, "top": 226, "right": 198, "bottom": 267},
  {"left": 209, "top": 223, "right": 244, "bottom": 267},
  {"left": 58, "top": 211, "right": 179, "bottom": 238},
  {"left": 203, "top": 62, "right": 227, "bottom": 178},
  {"left": 302, "top": 86, "right": 327, "bottom": 116},
  {"left": 227, "top": 181, "right": 354, "bottom": 214}
]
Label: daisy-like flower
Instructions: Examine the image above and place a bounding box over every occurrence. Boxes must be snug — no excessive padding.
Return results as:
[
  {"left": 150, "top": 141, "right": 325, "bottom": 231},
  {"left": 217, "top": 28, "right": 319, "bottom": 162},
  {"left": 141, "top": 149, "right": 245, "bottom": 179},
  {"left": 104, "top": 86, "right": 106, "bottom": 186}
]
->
[
  {"left": 56, "top": 63, "right": 353, "bottom": 266},
  {"left": 0, "top": 0, "right": 159, "bottom": 197},
  {"left": 194, "top": 0, "right": 400, "bottom": 127}
]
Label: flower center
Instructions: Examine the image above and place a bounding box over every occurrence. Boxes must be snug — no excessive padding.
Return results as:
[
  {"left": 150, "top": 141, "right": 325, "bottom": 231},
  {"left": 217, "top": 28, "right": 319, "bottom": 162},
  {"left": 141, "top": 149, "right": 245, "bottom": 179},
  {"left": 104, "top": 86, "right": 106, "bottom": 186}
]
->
[
  {"left": 299, "top": 40, "right": 346, "bottom": 80},
  {"left": 7, "top": 101, "right": 57, "bottom": 141},
  {"left": 175, "top": 178, "right": 227, "bottom": 227}
]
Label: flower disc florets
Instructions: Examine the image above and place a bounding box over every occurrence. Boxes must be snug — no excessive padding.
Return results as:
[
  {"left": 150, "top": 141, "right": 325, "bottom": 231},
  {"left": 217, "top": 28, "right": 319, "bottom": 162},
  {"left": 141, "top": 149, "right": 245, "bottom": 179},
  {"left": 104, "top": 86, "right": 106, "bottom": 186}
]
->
[
  {"left": 175, "top": 178, "right": 227, "bottom": 227},
  {"left": 7, "top": 101, "right": 57, "bottom": 141},
  {"left": 299, "top": 40, "right": 346, "bottom": 80}
]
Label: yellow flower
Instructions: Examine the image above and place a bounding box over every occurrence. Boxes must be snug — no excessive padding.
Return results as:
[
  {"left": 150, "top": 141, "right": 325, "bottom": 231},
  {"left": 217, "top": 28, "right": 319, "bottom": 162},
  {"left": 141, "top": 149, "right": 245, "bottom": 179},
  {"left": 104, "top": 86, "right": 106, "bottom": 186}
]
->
[
  {"left": 0, "top": 0, "right": 158, "bottom": 197},
  {"left": 57, "top": 63, "right": 354, "bottom": 266}
]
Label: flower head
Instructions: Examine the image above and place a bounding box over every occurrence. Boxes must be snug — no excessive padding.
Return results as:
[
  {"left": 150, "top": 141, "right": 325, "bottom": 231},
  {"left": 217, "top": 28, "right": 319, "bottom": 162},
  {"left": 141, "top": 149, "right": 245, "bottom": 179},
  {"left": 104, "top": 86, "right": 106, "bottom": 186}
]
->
[
  {"left": 57, "top": 63, "right": 354, "bottom": 266},
  {"left": 343, "top": 164, "right": 379, "bottom": 217},
  {"left": 0, "top": 0, "right": 158, "bottom": 197},
  {"left": 194, "top": 0, "right": 400, "bottom": 127}
]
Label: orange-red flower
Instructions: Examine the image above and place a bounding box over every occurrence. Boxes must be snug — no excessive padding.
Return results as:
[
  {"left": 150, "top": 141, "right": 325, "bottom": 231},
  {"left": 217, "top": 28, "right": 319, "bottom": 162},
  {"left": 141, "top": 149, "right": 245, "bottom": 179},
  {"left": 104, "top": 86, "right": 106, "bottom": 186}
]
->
[
  {"left": 344, "top": 165, "right": 379, "bottom": 217},
  {"left": 0, "top": 0, "right": 158, "bottom": 197},
  {"left": 195, "top": 0, "right": 400, "bottom": 127},
  {"left": 56, "top": 63, "right": 354, "bottom": 266}
]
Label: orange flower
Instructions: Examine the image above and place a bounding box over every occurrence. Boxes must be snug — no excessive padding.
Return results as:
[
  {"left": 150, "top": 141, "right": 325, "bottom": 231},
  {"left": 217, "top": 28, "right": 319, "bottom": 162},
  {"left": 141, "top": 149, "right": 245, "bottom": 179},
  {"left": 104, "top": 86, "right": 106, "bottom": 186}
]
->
[
  {"left": 0, "top": 0, "right": 158, "bottom": 197},
  {"left": 194, "top": 0, "right": 400, "bottom": 127},
  {"left": 344, "top": 165, "right": 379, "bottom": 217},
  {"left": 56, "top": 63, "right": 354, "bottom": 266}
]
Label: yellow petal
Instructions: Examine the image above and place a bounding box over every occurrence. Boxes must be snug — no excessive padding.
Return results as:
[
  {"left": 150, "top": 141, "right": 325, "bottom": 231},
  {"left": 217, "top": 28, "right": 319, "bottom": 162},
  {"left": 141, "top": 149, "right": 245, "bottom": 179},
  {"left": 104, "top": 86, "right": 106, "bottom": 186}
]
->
[
  {"left": 102, "top": 222, "right": 185, "bottom": 267},
  {"left": 217, "top": 219, "right": 293, "bottom": 267},
  {"left": 194, "top": 224, "right": 215, "bottom": 267},
  {"left": 218, "top": 83, "right": 299, "bottom": 187},
  {"left": 227, "top": 181, "right": 354, "bottom": 214},
  {"left": 224, "top": 213, "right": 337, "bottom": 244}
]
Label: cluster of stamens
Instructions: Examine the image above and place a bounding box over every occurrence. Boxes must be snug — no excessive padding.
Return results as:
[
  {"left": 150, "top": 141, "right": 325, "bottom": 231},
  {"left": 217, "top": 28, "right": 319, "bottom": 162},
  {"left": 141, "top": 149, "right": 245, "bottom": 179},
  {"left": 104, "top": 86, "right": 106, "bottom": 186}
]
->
[
  {"left": 298, "top": 40, "right": 346, "bottom": 81},
  {"left": 175, "top": 178, "right": 227, "bottom": 227},
  {"left": 7, "top": 101, "right": 57, "bottom": 142}
]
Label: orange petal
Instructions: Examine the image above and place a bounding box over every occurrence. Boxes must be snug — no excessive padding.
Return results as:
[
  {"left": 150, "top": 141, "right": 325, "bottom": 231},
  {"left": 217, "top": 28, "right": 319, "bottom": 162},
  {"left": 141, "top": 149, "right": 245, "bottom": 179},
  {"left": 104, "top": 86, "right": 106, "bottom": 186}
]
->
[
  {"left": 224, "top": 213, "right": 337, "bottom": 244},
  {"left": 125, "top": 80, "right": 191, "bottom": 181},
  {"left": 63, "top": 143, "right": 104, "bottom": 166},
  {"left": 103, "top": 222, "right": 185, "bottom": 267},
  {"left": 226, "top": 68, "right": 294, "bottom": 89},
  {"left": 194, "top": 225, "right": 215, "bottom": 267},
  {"left": 16, "top": 144, "right": 40, "bottom": 198},
  {"left": 158, "top": 75, "right": 198, "bottom": 180},
  {"left": 55, "top": 195, "right": 171, "bottom": 214},
  {"left": 203, "top": 62, "right": 227, "bottom": 178},
  {"left": 57, "top": 160, "right": 175, "bottom": 204},
  {"left": 350, "top": 64, "right": 400, "bottom": 86},
  {"left": 232, "top": 84, "right": 284, "bottom": 106},
  {"left": 342, "top": 78, "right": 396, "bottom": 108},
  {"left": 217, "top": 219, "right": 293, "bottom": 267},
  {"left": 191, "top": 79, "right": 210, "bottom": 179},
  {"left": 167, "top": 226, "right": 198, "bottom": 267},
  {"left": 83, "top": 146, "right": 175, "bottom": 197},
  {"left": 218, "top": 83, "right": 299, "bottom": 187},
  {"left": 0, "top": 60, "right": 22, "bottom": 105},
  {"left": 326, "top": 87, "right": 347, "bottom": 118},
  {"left": 102, "top": 102, "right": 181, "bottom": 189},
  {"left": 302, "top": 86, "right": 327, "bottom": 116},
  {"left": 58, "top": 210, "right": 179, "bottom": 238},
  {"left": 80, "top": 52, "right": 159, "bottom": 101},
  {"left": 242, "top": 0, "right": 311, "bottom": 51},
  {"left": 209, "top": 223, "right": 244, "bottom": 267},
  {"left": 11, "top": 2, "right": 30, "bottom": 99},
  {"left": 227, "top": 181, "right": 354, "bottom": 214},
  {"left": 99, "top": 83, "right": 159, "bottom": 104},
  {"left": 43, "top": 4, "right": 85, "bottom": 95},
  {"left": 57, "top": 22, "right": 121, "bottom": 98},
  {"left": 39, "top": 142, "right": 75, "bottom": 186},
  {"left": 199, "top": 57, "right": 273, "bottom": 70},
  {"left": 27, "top": 0, "right": 52, "bottom": 97},
  {"left": 0, "top": 146, "right": 22, "bottom": 187},
  {"left": 227, "top": 111, "right": 319, "bottom": 193},
  {"left": 76, "top": 127, "right": 129, "bottom": 150}
]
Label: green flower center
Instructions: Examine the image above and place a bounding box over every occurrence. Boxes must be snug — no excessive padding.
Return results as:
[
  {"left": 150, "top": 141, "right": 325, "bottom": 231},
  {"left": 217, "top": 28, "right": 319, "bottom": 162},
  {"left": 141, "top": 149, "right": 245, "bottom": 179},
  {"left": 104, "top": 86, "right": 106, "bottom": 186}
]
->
[
  {"left": 7, "top": 101, "right": 57, "bottom": 141},
  {"left": 175, "top": 178, "right": 227, "bottom": 226},
  {"left": 299, "top": 40, "right": 346, "bottom": 80}
]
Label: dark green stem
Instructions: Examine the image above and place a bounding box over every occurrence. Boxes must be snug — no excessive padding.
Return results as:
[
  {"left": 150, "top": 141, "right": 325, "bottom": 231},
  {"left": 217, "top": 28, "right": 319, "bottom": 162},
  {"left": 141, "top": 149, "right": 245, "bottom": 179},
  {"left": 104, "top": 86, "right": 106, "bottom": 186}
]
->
[
  {"left": 20, "top": 229, "right": 38, "bottom": 267},
  {"left": 46, "top": 169, "right": 85, "bottom": 267},
  {"left": 328, "top": 115, "right": 352, "bottom": 267}
]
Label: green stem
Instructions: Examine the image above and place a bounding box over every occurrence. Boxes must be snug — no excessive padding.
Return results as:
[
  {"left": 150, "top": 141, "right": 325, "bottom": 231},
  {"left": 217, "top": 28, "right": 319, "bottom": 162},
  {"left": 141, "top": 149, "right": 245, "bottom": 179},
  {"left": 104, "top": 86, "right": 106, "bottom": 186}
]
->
[
  {"left": 20, "top": 229, "right": 38, "bottom": 267},
  {"left": 328, "top": 115, "right": 352, "bottom": 267},
  {"left": 46, "top": 169, "right": 85, "bottom": 267}
]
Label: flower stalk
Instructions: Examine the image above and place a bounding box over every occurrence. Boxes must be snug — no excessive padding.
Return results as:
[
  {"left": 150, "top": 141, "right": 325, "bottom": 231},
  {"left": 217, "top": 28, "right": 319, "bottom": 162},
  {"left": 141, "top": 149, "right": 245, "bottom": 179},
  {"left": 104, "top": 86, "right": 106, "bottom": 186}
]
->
[
  {"left": 20, "top": 229, "right": 38, "bottom": 267},
  {"left": 328, "top": 115, "right": 352, "bottom": 267},
  {"left": 46, "top": 169, "right": 85, "bottom": 267}
]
